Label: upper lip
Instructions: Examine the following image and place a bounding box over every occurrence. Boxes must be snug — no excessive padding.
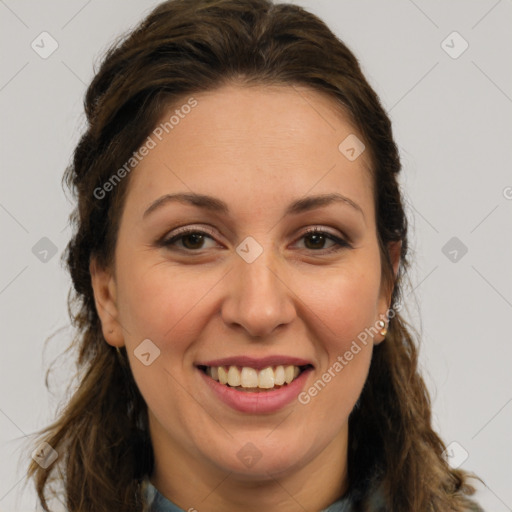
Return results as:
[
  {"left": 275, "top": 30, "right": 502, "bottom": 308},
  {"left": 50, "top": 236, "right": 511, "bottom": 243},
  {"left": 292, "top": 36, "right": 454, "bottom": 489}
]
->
[{"left": 196, "top": 356, "right": 314, "bottom": 370}]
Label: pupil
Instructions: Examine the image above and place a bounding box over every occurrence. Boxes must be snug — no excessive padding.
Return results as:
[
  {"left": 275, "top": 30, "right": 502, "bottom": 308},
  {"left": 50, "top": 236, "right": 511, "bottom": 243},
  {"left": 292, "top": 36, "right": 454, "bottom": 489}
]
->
[
  {"left": 183, "top": 233, "right": 204, "bottom": 249},
  {"left": 306, "top": 233, "right": 324, "bottom": 249}
]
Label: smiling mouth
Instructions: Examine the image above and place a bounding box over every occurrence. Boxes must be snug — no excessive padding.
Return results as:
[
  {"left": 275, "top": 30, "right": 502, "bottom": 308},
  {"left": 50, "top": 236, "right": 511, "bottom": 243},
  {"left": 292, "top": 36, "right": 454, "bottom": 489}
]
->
[{"left": 198, "top": 364, "right": 313, "bottom": 392}]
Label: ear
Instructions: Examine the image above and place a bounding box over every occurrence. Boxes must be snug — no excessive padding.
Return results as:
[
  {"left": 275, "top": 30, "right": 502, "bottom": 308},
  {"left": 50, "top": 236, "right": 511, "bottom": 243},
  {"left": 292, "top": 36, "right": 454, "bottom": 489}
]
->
[
  {"left": 388, "top": 240, "right": 402, "bottom": 281},
  {"left": 89, "top": 256, "right": 124, "bottom": 347},
  {"left": 375, "top": 240, "right": 402, "bottom": 344}
]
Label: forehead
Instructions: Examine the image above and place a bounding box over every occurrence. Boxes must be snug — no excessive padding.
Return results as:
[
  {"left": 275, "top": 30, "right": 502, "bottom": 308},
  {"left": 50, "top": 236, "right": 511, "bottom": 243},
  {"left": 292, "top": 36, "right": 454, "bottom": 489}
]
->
[{"left": 124, "top": 83, "right": 374, "bottom": 222}]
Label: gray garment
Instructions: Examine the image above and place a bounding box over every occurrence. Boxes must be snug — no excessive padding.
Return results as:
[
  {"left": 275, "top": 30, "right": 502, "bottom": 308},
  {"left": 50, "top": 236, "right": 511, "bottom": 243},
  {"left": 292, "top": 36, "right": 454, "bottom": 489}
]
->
[
  {"left": 145, "top": 480, "right": 484, "bottom": 512},
  {"left": 145, "top": 481, "right": 353, "bottom": 511}
]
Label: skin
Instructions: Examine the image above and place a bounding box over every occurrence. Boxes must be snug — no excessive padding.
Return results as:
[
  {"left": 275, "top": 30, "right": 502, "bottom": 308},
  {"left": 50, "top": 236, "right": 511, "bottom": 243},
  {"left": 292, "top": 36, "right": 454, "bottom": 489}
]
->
[{"left": 90, "top": 83, "right": 400, "bottom": 512}]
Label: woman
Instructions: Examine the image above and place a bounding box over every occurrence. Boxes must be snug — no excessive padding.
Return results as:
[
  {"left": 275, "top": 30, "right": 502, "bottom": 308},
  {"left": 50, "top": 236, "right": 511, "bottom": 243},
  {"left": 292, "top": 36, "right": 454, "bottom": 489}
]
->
[{"left": 27, "top": 0, "right": 484, "bottom": 510}]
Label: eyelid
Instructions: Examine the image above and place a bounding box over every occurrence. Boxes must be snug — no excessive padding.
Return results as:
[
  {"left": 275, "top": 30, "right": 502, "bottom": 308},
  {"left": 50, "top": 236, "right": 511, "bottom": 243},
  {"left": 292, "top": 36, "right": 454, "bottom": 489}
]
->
[
  {"left": 160, "top": 223, "right": 351, "bottom": 253},
  {"left": 167, "top": 224, "right": 218, "bottom": 238},
  {"left": 162, "top": 224, "right": 346, "bottom": 241},
  {"left": 301, "top": 225, "right": 344, "bottom": 238},
  {"left": 299, "top": 226, "right": 351, "bottom": 249},
  {"left": 160, "top": 224, "right": 222, "bottom": 247}
]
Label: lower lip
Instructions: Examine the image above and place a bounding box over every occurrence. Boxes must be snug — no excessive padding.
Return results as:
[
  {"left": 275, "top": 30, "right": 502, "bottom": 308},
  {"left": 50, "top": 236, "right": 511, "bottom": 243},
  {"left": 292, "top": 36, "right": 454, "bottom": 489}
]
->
[{"left": 198, "top": 367, "right": 313, "bottom": 414}]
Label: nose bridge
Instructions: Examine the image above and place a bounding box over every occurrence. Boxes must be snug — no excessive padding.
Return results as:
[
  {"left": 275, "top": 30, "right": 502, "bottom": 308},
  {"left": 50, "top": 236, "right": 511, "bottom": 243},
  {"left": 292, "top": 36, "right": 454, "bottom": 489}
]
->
[{"left": 221, "top": 237, "right": 295, "bottom": 337}]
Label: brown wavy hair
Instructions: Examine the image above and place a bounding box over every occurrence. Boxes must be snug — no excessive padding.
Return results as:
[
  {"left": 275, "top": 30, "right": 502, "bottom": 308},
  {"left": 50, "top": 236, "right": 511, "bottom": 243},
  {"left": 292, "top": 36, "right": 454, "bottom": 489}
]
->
[{"left": 26, "top": 0, "right": 482, "bottom": 510}]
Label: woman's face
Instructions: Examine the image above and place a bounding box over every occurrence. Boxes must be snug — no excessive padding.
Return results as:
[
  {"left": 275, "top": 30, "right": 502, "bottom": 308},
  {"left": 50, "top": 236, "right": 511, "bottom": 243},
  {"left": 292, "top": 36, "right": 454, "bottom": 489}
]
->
[{"left": 92, "top": 84, "right": 396, "bottom": 486}]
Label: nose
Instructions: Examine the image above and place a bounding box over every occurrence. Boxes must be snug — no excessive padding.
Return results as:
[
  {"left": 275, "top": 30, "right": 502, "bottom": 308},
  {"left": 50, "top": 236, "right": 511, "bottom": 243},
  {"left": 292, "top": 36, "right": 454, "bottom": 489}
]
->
[{"left": 220, "top": 247, "right": 296, "bottom": 338}]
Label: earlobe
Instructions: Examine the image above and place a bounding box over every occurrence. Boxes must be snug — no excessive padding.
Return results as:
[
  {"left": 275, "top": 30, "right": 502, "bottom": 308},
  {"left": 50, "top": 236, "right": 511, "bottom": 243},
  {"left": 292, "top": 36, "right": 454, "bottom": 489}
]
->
[{"left": 89, "top": 257, "right": 124, "bottom": 347}]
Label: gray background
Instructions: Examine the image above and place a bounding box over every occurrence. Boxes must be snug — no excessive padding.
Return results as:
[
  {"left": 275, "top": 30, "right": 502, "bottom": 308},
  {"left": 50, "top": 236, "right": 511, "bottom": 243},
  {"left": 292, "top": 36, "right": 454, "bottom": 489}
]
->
[{"left": 1, "top": 0, "right": 511, "bottom": 510}]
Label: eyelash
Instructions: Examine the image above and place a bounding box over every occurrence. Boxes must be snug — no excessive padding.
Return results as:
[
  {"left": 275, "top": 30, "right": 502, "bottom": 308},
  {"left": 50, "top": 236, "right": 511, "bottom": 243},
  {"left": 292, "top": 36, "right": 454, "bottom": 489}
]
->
[{"left": 159, "top": 226, "right": 351, "bottom": 254}]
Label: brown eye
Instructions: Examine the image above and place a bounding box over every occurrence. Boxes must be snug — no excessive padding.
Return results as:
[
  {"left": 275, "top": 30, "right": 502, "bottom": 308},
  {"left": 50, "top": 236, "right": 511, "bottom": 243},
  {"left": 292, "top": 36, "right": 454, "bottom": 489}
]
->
[
  {"left": 298, "top": 228, "right": 350, "bottom": 253},
  {"left": 180, "top": 232, "right": 207, "bottom": 250},
  {"left": 304, "top": 232, "right": 330, "bottom": 250},
  {"left": 161, "top": 228, "right": 219, "bottom": 252}
]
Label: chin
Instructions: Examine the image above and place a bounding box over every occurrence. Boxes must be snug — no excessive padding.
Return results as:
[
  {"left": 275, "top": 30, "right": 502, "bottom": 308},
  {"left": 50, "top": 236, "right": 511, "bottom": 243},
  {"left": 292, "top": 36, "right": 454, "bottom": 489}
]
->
[{"left": 207, "top": 442, "right": 308, "bottom": 480}]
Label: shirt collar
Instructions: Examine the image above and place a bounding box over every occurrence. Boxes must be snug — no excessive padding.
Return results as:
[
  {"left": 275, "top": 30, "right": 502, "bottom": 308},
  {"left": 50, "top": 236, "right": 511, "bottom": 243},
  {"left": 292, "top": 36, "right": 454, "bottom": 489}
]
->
[{"left": 145, "top": 480, "right": 353, "bottom": 512}]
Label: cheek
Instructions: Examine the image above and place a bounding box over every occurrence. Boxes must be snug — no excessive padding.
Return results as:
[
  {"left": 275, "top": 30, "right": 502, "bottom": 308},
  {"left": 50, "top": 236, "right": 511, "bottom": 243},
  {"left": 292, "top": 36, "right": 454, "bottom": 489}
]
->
[
  {"left": 116, "top": 258, "right": 219, "bottom": 350},
  {"left": 115, "top": 259, "right": 215, "bottom": 433},
  {"left": 116, "top": 243, "right": 383, "bottom": 360},
  {"left": 297, "top": 270, "right": 379, "bottom": 422},
  {"left": 307, "top": 262, "right": 382, "bottom": 347},
  {"left": 298, "top": 254, "right": 381, "bottom": 394}
]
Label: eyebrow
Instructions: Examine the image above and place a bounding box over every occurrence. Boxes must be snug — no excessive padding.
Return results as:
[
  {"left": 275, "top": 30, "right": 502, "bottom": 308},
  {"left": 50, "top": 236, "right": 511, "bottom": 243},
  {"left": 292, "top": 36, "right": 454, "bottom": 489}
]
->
[{"left": 143, "top": 192, "right": 365, "bottom": 220}]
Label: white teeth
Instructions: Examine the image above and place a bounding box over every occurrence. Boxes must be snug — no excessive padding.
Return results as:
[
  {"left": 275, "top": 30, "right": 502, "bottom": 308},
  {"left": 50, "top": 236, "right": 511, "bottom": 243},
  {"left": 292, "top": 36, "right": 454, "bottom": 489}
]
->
[
  {"left": 218, "top": 366, "right": 228, "bottom": 385},
  {"left": 274, "top": 365, "right": 285, "bottom": 385},
  {"left": 258, "top": 367, "right": 275, "bottom": 389},
  {"left": 204, "top": 364, "right": 307, "bottom": 390},
  {"left": 227, "top": 366, "right": 241, "bottom": 387},
  {"left": 241, "top": 367, "right": 258, "bottom": 388},
  {"left": 284, "top": 365, "right": 295, "bottom": 384}
]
